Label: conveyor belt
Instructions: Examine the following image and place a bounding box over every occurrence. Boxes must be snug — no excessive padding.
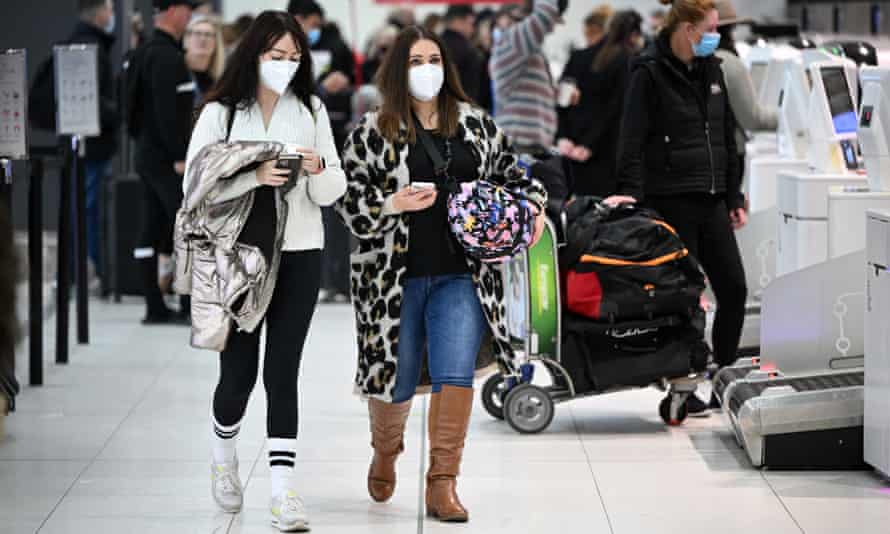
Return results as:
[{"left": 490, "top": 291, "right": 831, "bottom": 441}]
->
[
  {"left": 712, "top": 355, "right": 762, "bottom": 405},
  {"left": 728, "top": 371, "right": 864, "bottom": 416},
  {"left": 727, "top": 370, "right": 866, "bottom": 469},
  {"left": 713, "top": 364, "right": 759, "bottom": 403}
]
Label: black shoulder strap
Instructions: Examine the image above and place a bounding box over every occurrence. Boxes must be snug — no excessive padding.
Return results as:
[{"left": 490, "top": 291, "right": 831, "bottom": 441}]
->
[
  {"left": 413, "top": 117, "right": 448, "bottom": 176},
  {"left": 225, "top": 105, "right": 236, "bottom": 142}
]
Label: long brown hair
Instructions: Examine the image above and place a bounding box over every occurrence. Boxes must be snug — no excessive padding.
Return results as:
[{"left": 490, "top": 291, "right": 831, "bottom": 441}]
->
[
  {"left": 593, "top": 10, "right": 643, "bottom": 72},
  {"left": 375, "top": 26, "right": 471, "bottom": 144},
  {"left": 659, "top": 0, "right": 716, "bottom": 35}
]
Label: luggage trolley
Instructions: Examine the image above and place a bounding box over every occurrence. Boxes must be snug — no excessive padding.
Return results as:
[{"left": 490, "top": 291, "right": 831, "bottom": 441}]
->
[{"left": 481, "top": 219, "right": 710, "bottom": 434}]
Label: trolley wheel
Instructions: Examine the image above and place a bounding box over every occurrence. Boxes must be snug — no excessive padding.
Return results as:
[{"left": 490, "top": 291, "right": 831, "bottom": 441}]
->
[
  {"left": 659, "top": 394, "right": 689, "bottom": 426},
  {"left": 503, "top": 384, "right": 555, "bottom": 434},
  {"left": 481, "top": 374, "right": 508, "bottom": 420}
]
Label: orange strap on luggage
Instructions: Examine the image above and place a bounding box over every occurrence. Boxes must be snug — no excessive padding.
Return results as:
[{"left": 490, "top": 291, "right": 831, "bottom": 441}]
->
[
  {"left": 579, "top": 249, "right": 689, "bottom": 267},
  {"left": 652, "top": 219, "right": 678, "bottom": 236}
]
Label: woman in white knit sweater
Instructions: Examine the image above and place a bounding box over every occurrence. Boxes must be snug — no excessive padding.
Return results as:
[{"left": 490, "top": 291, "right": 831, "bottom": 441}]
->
[{"left": 184, "top": 11, "right": 346, "bottom": 532}]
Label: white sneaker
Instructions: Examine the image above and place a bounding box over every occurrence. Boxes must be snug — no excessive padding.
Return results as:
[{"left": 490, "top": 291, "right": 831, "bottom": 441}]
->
[
  {"left": 270, "top": 490, "right": 310, "bottom": 532},
  {"left": 211, "top": 458, "right": 243, "bottom": 513}
]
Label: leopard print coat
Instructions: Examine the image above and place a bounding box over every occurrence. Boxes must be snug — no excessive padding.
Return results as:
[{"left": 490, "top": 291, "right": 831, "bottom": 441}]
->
[{"left": 336, "top": 103, "right": 547, "bottom": 402}]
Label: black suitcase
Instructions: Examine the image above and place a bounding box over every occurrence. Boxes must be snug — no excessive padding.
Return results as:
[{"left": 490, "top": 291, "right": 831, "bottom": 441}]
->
[
  {"left": 561, "top": 313, "right": 709, "bottom": 394},
  {"left": 108, "top": 175, "right": 144, "bottom": 296}
]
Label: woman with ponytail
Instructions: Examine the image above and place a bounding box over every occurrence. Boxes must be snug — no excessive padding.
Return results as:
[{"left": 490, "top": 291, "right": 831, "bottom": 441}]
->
[
  {"left": 607, "top": 0, "right": 748, "bottom": 416},
  {"left": 557, "top": 9, "right": 644, "bottom": 196}
]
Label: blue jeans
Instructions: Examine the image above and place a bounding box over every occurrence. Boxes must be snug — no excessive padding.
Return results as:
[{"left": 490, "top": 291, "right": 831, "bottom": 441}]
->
[
  {"left": 391, "top": 274, "right": 487, "bottom": 403},
  {"left": 85, "top": 159, "right": 111, "bottom": 276}
]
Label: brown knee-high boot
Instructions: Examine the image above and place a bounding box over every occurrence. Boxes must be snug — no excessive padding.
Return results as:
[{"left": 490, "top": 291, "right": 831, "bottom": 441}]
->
[
  {"left": 368, "top": 398, "right": 412, "bottom": 503},
  {"left": 426, "top": 385, "right": 473, "bottom": 522}
]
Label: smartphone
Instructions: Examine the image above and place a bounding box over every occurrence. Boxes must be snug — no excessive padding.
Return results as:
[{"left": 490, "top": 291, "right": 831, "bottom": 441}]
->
[
  {"left": 411, "top": 181, "right": 436, "bottom": 193},
  {"left": 276, "top": 153, "right": 304, "bottom": 173},
  {"left": 276, "top": 153, "right": 304, "bottom": 193}
]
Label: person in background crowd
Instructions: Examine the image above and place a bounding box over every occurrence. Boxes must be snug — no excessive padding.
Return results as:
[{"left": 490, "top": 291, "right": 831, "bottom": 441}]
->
[
  {"left": 69, "top": 0, "right": 120, "bottom": 290},
  {"left": 193, "top": 1, "right": 214, "bottom": 15},
  {"left": 288, "top": 1, "right": 355, "bottom": 147},
  {"left": 184, "top": 15, "right": 225, "bottom": 105},
  {"left": 557, "top": 9, "right": 643, "bottom": 196},
  {"left": 493, "top": 4, "right": 521, "bottom": 36},
  {"left": 714, "top": 0, "right": 777, "bottom": 201},
  {"left": 441, "top": 5, "right": 485, "bottom": 104},
  {"left": 387, "top": 7, "right": 416, "bottom": 30},
  {"left": 491, "top": 0, "right": 568, "bottom": 152},
  {"left": 649, "top": 8, "right": 667, "bottom": 36},
  {"left": 608, "top": 0, "right": 747, "bottom": 416},
  {"left": 187, "top": 11, "right": 346, "bottom": 530},
  {"left": 362, "top": 24, "right": 398, "bottom": 84},
  {"left": 130, "top": 10, "right": 146, "bottom": 50},
  {"left": 336, "top": 25, "right": 546, "bottom": 523},
  {"left": 289, "top": 0, "right": 354, "bottom": 304},
  {"left": 584, "top": 4, "right": 613, "bottom": 47},
  {"left": 221, "top": 14, "right": 254, "bottom": 57},
  {"left": 472, "top": 8, "right": 496, "bottom": 113},
  {"left": 133, "top": 0, "right": 198, "bottom": 325},
  {"left": 473, "top": 8, "right": 495, "bottom": 55},
  {"left": 422, "top": 13, "right": 445, "bottom": 35}
]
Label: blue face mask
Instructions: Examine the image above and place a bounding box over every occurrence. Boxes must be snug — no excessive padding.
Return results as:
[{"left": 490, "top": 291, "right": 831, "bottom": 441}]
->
[
  {"left": 104, "top": 15, "right": 115, "bottom": 35},
  {"left": 492, "top": 28, "right": 504, "bottom": 43},
  {"left": 307, "top": 28, "right": 321, "bottom": 47},
  {"left": 691, "top": 31, "right": 721, "bottom": 57}
]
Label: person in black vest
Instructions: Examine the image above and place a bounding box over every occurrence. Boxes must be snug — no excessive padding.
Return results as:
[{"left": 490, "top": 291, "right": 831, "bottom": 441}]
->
[
  {"left": 607, "top": 0, "right": 747, "bottom": 415},
  {"left": 134, "top": 0, "right": 198, "bottom": 325}
]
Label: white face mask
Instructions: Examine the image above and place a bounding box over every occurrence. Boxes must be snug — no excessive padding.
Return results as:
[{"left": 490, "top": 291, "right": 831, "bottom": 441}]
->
[
  {"left": 259, "top": 60, "right": 299, "bottom": 95},
  {"left": 408, "top": 64, "right": 444, "bottom": 102}
]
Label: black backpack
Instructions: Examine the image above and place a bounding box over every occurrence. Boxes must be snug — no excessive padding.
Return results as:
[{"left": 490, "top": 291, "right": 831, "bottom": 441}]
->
[
  {"left": 561, "top": 198, "right": 706, "bottom": 323},
  {"left": 28, "top": 54, "right": 57, "bottom": 131}
]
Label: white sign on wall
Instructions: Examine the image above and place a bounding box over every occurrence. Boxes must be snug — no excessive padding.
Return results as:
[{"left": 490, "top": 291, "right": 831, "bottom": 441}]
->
[
  {"left": 0, "top": 49, "right": 28, "bottom": 160},
  {"left": 54, "top": 44, "right": 100, "bottom": 137}
]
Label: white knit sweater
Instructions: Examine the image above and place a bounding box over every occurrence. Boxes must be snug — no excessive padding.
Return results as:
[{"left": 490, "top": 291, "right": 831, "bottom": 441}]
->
[{"left": 185, "top": 93, "right": 347, "bottom": 251}]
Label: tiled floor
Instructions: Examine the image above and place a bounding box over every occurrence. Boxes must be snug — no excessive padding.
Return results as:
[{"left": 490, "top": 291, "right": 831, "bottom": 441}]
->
[{"left": 2, "top": 298, "right": 890, "bottom": 534}]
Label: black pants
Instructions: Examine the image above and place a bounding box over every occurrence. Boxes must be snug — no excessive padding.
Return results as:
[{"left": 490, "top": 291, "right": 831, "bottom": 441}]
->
[
  {"left": 137, "top": 173, "right": 185, "bottom": 316},
  {"left": 646, "top": 195, "right": 748, "bottom": 367},
  {"left": 212, "top": 250, "right": 322, "bottom": 439}
]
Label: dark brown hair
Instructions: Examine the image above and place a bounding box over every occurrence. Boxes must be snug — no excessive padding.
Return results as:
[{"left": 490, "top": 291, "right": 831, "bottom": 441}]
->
[
  {"left": 593, "top": 10, "right": 643, "bottom": 72},
  {"left": 659, "top": 0, "right": 716, "bottom": 35},
  {"left": 375, "top": 26, "right": 471, "bottom": 144}
]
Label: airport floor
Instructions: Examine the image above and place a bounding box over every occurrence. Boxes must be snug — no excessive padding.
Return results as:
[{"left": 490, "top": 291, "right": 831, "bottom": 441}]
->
[{"left": 2, "top": 298, "right": 890, "bottom": 534}]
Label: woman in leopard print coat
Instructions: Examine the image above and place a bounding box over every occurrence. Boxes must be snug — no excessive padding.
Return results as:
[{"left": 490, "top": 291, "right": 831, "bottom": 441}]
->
[{"left": 335, "top": 26, "right": 546, "bottom": 522}]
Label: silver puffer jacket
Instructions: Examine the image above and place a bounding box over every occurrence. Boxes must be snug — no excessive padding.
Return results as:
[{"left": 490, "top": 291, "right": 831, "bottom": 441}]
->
[{"left": 174, "top": 141, "right": 285, "bottom": 351}]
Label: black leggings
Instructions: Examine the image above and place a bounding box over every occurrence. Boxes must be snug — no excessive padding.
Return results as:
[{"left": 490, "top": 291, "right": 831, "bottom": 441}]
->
[
  {"left": 212, "top": 250, "right": 322, "bottom": 438},
  {"left": 647, "top": 195, "right": 748, "bottom": 367}
]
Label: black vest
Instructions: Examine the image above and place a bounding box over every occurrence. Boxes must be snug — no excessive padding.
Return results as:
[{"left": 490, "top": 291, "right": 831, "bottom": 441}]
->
[{"left": 634, "top": 42, "right": 732, "bottom": 197}]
